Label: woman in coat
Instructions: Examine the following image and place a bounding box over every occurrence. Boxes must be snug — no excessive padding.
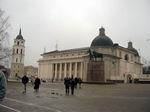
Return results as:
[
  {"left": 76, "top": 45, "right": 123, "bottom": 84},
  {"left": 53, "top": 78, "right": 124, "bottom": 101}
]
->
[{"left": 34, "top": 77, "right": 41, "bottom": 92}]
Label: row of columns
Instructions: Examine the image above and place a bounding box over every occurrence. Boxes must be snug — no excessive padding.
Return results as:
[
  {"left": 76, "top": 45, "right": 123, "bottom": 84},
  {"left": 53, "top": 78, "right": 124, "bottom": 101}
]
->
[{"left": 52, "top": 62, "right": 83, "bottom": 81}]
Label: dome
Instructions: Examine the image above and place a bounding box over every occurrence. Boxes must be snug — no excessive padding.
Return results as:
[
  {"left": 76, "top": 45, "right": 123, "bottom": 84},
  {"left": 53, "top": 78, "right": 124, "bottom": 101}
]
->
[
  {"left": 129, "top": 48, "right": 139, "bottom": 56},
  {"left": 91, "top": 27, "right": 113, "bottom": 47},
  {"left": 127, "top": 41, "right": 139, "bottom": 56},
  {"left": 16, "top": 28, "right": 24, "bottom": 40}
]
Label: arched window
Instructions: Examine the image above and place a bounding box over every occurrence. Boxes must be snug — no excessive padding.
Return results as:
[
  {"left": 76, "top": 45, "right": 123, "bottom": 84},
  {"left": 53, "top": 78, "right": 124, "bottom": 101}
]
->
[
  {"left": 21, "top": 49, "right": 22, "bottom": 54},
  {"left": 17, "top": 41, "right": 19, "bottom": 45},
  {"left": 16, "top": 49, "right": 18, "bottom": 54},
  {"left": 124, "top": 54, "right": 128, "bottom": 61}
]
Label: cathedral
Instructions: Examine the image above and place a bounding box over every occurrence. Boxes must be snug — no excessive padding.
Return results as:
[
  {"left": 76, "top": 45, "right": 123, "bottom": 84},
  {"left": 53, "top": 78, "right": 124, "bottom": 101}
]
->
[{"left": 38, "top": 27, "right": 142, "bottom": 83}]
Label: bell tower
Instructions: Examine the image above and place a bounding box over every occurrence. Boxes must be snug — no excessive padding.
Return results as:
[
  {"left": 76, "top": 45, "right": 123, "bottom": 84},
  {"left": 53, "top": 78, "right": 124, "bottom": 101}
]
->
[{"left": 10, "top": 28, "right": 25, "bottom": 80}]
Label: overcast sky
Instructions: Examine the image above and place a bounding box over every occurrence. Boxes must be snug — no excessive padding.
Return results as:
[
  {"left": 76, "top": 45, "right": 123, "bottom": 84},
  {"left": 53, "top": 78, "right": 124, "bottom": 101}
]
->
[{"left": 1, "top": 0, "right": 150, "bottom": 67}]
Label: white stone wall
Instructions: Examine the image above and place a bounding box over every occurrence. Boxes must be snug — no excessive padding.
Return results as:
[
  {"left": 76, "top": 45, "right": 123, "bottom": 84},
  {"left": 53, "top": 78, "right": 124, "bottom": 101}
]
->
[
  {"left": 38, "top": 46, "right": 142, "bottom": 83},
  {"left": 38, "top": 51, "right": 89, "bottom": 82}
]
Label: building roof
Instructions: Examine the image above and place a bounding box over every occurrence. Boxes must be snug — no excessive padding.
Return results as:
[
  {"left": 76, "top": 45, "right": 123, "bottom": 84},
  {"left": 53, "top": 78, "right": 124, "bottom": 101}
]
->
[
  {"left": 42, "top": 47, "right": 90, "bottom": 55},
  {"left": 16, "top": 28, "right": 24, "bottom": 40},
  {"left": 127, "top": 41, "right": 139, "bottom": 56},
  {"left": 91, "top": 27, "right": 113, "bottom": 47}
]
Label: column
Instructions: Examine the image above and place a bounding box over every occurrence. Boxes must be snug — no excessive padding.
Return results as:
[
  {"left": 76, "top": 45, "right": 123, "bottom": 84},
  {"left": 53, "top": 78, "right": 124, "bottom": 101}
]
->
[
  {"left": 64, "top": 63, "right": 67, "bottom": 78},
  {"left": 69, "top": 62, "right": 72, "bottom": 77},
  {"left": 75, "top": 62, "right": 77, "bottom": 77},
  {"left": 59, "top": 63, "right": 62, "bottom": 80},
  {"left": 49, "top": 63, "right": 53, "bottom": 80},
  {"left": 52, "top": 64, "right": 55, "bottom": 80},
  {"left": 83, "top": 61, "right": 87, "bottom": 81},
  {"left": 55, "top": 63, "right": 57, "bottom": 80},
  {"left": 80, "top": 62, "right": 83, "bottom": 79}
]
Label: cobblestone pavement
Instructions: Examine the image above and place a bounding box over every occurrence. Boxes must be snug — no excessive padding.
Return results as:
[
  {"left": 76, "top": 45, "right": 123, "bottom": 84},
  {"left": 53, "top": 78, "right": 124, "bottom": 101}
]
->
[{"left": 0, "top": 82, "right": 150, "bottom": 112}]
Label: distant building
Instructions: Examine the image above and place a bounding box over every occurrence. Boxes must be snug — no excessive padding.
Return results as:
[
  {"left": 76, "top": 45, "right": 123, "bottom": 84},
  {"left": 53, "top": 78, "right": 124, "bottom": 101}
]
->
[
  {"left": 24, "top": 66, "right": 38, "bottom": 78},
  {"left": 10, "top": 29, "right": 25, "bottom": 80},
  {"left": 38, "top": 27, "right": 143, "bottom": 83}
]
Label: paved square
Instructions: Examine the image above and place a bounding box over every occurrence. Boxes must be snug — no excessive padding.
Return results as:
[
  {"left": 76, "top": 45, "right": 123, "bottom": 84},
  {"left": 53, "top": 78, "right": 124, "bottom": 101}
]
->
[{"left": 1, "top": 82, "right": 150, "bottom": 112}]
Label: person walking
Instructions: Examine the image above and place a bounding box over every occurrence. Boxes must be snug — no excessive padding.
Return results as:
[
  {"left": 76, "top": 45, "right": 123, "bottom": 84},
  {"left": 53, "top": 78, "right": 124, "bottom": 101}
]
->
[
  {"left": 0, "top": 65, "right": 7, "bottom": 102},
  {"left": 34, "top": 77, "right": 41, "bottom": 92},
  {"left": 64, "top": 76, "right": 70, "bottom": 95},
  {"left": 22, "top": 74, "right": 29, "bottom": 94},
  {"left": 70, "top": 76, "right": 75, "bottom": 95},
  {"left": 78, "top": 77, "right": 82, "bottom": 89},
  {"left": 74, "top": 77, "right": 78, "bottom": 89}
]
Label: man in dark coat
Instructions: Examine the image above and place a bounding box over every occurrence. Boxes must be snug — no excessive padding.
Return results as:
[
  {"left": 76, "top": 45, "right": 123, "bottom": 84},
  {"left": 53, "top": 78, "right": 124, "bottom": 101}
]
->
[
  {"left": 70, "top": 77, "right": 75, "bottom": 95},
  {"left": 34, "top": 77, "right": 41, "bottom": 92},
  {"left": 64, "top": 77, "right": 70, "bottom": 95},
  {"left": 74, "top": 77, "right": 78, "bottom": 89},
  {"left": 22, "top": 74, "right": 29, "bottom": 94}
]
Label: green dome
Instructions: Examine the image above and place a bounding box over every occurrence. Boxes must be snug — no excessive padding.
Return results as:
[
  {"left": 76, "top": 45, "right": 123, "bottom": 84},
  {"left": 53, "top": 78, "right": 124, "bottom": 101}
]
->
[
  {"left": 91, "top": 27, "right": 113, "bottom": 47},
  {"left": 127, "top": 41, "right": 139, "bottom": 56}
]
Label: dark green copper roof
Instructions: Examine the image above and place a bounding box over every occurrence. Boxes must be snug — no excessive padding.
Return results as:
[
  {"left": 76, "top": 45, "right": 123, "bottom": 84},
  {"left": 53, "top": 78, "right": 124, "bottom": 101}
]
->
[
  {"left": 16, "top": 28, "right": 24, "bottom": 40},
  {"left": 127, "top": 41, "right": 139, "bottom": 56},
  {"left": 91, "top": 27, "right": 113, "bottom": 47}
]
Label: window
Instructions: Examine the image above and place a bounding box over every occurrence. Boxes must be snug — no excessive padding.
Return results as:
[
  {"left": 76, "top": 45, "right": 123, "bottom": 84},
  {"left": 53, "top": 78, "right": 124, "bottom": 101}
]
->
[
  {"left": 124, "top": 54, "right": 128, "bottom": 61},
  {"left": 17, "top": 41, "right": 19, "bottom": 45},
  {"left": 16, "top": 49, "right": 18, "bottom": 54},
  {"left": 21, "top": 49, "right": 22, "bottom": 54},
  {"left": 16, "top": 58, "right": 18, "bottom": 62}
]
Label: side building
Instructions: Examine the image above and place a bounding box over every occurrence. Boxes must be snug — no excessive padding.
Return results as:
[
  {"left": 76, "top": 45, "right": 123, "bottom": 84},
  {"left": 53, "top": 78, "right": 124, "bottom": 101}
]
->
[
  {"left": 10, "top": 29, "right": 25, "bottom": 80},
  {"left": 38, "top": 27, "right": 142, "bottom": 83},
  {"left": 24, "top": 66, "right": 38, "bottom": 78}
]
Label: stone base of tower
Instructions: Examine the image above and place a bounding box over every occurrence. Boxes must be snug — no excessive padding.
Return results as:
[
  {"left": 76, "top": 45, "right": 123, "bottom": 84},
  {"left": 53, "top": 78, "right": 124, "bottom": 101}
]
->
[{"left": 10, "top": 63, "right": 24, "bottom": 81}]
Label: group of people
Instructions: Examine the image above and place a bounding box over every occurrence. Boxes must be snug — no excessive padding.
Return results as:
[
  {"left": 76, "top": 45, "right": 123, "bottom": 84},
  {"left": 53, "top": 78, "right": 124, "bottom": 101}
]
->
[
  {"left": 0, "top": 65, "right": 83, "bottom": 102},
  {"left": 21, "top": 74, "right": 41, "bottom": 93},
  {"left": 64, "top": 76, "right": 82, "bottom": 95}
]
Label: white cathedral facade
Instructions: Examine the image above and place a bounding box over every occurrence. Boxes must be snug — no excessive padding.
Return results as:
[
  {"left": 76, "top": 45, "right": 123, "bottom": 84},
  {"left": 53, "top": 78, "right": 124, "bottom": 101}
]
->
[{"left": 37, "top": 27, "right": 142, "bottom": 83}]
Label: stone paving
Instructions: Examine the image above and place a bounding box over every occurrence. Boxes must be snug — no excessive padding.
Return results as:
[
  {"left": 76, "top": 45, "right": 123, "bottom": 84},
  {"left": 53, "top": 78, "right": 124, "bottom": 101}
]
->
[{"left": 0, "top": 82, "right": 150, "bottom": 112}]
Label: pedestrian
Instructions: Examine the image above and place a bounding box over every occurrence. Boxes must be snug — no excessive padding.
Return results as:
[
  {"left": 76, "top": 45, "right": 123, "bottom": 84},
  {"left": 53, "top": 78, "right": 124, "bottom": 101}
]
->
[
  {"left": 21, "top": 74, "right": 29, "bottom": 94},
  {"left": 78, "top": 77, "right": 82, "bottom": 89},
  {"left": 70, "top": 76, "right": 75, "bottom": 95},
  {"left": 64, "top": 76, "right": 70, "bottom": 95},
  {"left": 0, "top": 65, "right": 7, "bottom": 102},
  {"left": 34, "top": 77, "right": 41, "bottom": 92},
  {"left": 74, "top": 77, "right": 78, "bottom": 89}
]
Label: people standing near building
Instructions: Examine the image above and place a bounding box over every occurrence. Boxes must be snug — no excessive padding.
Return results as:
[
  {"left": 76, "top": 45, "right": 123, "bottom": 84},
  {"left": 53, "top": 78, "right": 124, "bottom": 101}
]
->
[
  {"left": 34, "top": 77, "right": 41, "bottom": 92},
  {"left": 78, "top": 77, "right": 82, "bottom": 89},
  {"left": 0, "top": 65, "right": 7, "bottom": 102},
  {"left": 64, "top": 76, "right": 70, "bottom": 95},
  {"left": 70, "top": 76, "right": 75, "bottom": 95},
  {"left": 21, "top": 74, "right": 29, "bottom": 94},
  {"left": 74, "top": 77, "right": 78, "bottom": 89}
]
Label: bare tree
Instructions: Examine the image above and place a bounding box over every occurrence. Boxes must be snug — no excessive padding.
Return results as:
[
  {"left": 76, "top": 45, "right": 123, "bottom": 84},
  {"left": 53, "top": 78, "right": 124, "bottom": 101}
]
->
[{"left": 0, "top": 9, "right": 11, "bottom": 68}]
